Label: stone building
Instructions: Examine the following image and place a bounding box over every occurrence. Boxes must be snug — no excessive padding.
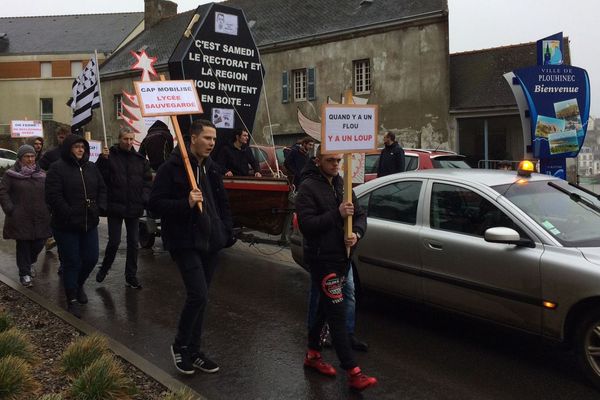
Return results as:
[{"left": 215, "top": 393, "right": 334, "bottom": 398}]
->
[
  {"left": 97, "top": 0, "right": 450, "bottom": 149},
  {"left": 0, "top": 12, "right": 143, "bottom": 143}
]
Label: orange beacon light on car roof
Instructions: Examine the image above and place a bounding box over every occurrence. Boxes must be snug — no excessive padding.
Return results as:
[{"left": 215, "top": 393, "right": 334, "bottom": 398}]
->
[{"left": 517, "top": 160, "right": 536, "bottom": 177}]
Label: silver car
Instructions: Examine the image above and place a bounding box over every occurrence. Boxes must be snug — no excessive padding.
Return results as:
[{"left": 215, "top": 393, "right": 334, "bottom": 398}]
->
[{"left": 290, "top": 167, "right": 600, "bottom": 389}]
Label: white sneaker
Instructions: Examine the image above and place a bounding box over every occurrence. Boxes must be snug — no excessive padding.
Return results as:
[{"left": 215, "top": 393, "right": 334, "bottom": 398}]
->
[{"left": 20, "top": 275, "right": 33, "bottom": 287}]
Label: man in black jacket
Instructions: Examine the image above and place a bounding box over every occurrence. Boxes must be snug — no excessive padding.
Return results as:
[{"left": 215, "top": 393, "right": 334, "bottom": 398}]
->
[
  {"left": 377, "top": 131, "right": 405, "bottom": 177},
  {"left": 295, "top": 148, "right": 377, "bottom": 391},
  {"left": 216, "top": 129, "right": 261, "bottom": 177},
  {"left": 39, "top": 126, "right": 69, "bottom": 170},
  {"left": 95, "top": 127, "right": 152, "bottom": 288},
  {"left": 149, "top": 119, "right": 233, "bottom": 376}
]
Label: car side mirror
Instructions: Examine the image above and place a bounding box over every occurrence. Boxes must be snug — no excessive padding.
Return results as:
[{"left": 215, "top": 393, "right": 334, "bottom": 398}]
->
[{"left": 484, "top": 227, "right": 534, "bottom": 248}]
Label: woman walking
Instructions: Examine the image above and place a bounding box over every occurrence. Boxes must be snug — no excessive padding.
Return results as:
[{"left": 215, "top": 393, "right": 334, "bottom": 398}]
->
[
  {"left": 0, "top": 145, "right": 52, "bottom": 287},
  {"left": 45, "top": 135, "right": 106, "bottom": 318}
]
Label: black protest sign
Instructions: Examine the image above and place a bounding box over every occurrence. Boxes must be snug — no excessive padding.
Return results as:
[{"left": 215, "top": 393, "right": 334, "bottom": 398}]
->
[{"left": 169, "top": 4, "right": 264, "bottom": 141}]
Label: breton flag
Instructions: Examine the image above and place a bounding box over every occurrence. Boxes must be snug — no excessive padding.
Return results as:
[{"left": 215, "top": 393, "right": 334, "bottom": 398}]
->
[{"left": 68, "top": 57, "right": 100, "bottom": 133}]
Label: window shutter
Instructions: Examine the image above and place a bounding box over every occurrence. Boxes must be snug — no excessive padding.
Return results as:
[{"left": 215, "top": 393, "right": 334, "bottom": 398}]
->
[
  {"left": 307, "top": 67, "right": 316, "bottom": 101},
  {"left": 282, "top": 71, "right": 289, "bottom": 104}
]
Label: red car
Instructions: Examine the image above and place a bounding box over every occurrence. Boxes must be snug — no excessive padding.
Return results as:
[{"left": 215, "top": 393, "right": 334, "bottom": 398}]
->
[{"left": 363, "top": 148, "right": 470, "bottom": 182}]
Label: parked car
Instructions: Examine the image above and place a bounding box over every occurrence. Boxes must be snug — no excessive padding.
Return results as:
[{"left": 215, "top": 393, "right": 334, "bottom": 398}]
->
[
  {"left": 364, "top": 148, "right": 470, "bottom": 182},
  {"left": 0, "top": 148, "right": 17, "bottom": 168},
  {"left": 290, "top": 163, "right": 600, "bottom": 389},
  {"left": 250, "top": 145, "right": 289, "bottom": 177}
]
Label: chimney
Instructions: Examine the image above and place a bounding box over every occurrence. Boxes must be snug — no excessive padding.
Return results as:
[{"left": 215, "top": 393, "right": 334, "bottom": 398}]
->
[{"left": 144, "top": 0, "right": 178, "bottom": 30}]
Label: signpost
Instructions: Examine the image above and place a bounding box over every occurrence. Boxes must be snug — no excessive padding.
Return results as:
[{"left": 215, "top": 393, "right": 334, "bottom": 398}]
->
[
  {"left": 321, "top": 90, "right": 378, "bottom": 255},
  {"left": 137, "top": 76, "right": 205, "bottom": 212},
  {"left": 168, "top": 3, "right": 263, "bottom": 153},
  {"left": 10, "top": 120, "right": 43, "bottom": 138}
]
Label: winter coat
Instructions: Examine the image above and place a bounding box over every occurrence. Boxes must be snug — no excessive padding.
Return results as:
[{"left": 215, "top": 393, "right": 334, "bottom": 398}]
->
[
  {"left": 45, "top": 135, "right": 107, "bottom": 232},
  {"left": 0, "top": 162, "right": 51, "bottom": 240},
  {"left": 139, "top": 120, "right": 174, "bottom": 171},
  {"left": 285, "top": 145, "right": 310, "bottom": 186},
  {"left": 295, "top": 160, "right": 366, "bottom": 266},
  {"left": 96, "top": 144, "right": 152, "bottom": 218},
  {"left": 38, "top": 146, "right": 61, "bottom": 170},
  {"left": 377, "top": 142, "right": 405, "bottom": 177},
  {"left": 216, "top": 142, "right": 259, "bottom": 176},
  {"left": 149, "top": 146, "right": 233, "bottom": 252}
]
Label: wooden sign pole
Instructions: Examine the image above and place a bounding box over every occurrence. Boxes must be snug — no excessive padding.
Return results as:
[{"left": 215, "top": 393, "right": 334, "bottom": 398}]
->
[
  {"left": 343, "top": 89, "right": 354, "bottom": 257},
  {"left": 160, "top": 74, "right": 203, "bottom": 212}
]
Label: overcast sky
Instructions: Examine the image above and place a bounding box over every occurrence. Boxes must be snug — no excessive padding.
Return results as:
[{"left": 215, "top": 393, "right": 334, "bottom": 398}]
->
[{"left": 3, "top": 0, "right": 599, "bottom": 116}]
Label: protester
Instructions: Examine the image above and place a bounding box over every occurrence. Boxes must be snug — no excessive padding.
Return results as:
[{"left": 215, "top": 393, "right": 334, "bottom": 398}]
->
[
  {"left": 95, "top": 127, "right": 152, "bottom": 288},
  {"left": 29, "top": 136, "right": 44, "bottom": 164},
  {"left": 0, "top": 145, "right": 52, "bottom": 287},
  {"left": 149, "top": 119, "right": 234, "bottom": 375},
  {"left": 39, "top": 126, "right": 69, "bottom": 170},
  {"left": 377, "top": 131, "right": 405, "bottom": 177},
  {"left": 45, "top": 135, "right": 106, "bottom": 318},
  {"left": 139, "top": 120, "right": 174, "bottom": 171},
  {"left": 216, "top": 129, "right": 262, "bottom": 177},
  {"left": 285, "top": 137, "right": 314, "bottom": 187},
  {"left": 295, "top": 147, "right": 377, "bottom": 391}
]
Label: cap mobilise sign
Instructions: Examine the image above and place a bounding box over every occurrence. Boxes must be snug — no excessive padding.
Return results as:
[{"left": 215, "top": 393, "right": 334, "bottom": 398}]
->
[
  {"left": 169, "top": 4, "right": 263, "bottom": 139},
  {"left": 513, "top": 33, "right": 591, "bottom": 160}
]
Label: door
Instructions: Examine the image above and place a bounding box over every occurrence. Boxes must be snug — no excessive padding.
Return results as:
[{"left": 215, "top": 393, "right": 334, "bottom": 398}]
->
[{"left": 420, "top": 181, "right": 544, "bottom": 333}]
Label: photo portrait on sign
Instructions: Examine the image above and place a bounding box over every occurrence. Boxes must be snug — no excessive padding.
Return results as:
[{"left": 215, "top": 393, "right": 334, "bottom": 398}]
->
[
  {"left": 215, "top": 12, "right": 238, "bottom": 36},
  {"left": 212, "top": 108, "right": 234, "bottom": 128}
]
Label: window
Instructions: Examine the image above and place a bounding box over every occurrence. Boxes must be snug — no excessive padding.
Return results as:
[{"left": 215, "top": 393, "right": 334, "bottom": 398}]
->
[
  {"left": 293, "top": 69, "right": 307, "bottom": 102},
  {"left": 71, "top": 61, "right": 83, "bottom": 77},
  {"left": 430, "top": 183, "right": 522, "bottom": 237},
  {"left": 368, "top": 181, "right": 422, "bottom": 224},
  {"left": 353, "top": 59, "right": 371, "bottom": 94},
  {"left": 40, "top": 98, "right": 53, "bottom": 120},
  {"left": 40, "top": 62, "right": 52, "bottom": 78},
  {"left": 405, "top": 155, "right": 419, "bottom": 171},
  {"left": 114, "top": 94, "right": 123, "bottom": 119}
]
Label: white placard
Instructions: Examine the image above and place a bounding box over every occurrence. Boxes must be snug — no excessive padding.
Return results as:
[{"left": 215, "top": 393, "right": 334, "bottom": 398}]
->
[
  {"left": 321, "top": 105, "right": 378, "bottom": 154},
  {"left": 10, "top": 120, "right": 43, "bottom": 138},
  {"left": 88, "top": 140, "right": 102, "bottom": 163},
  {"left": 134, "top": 80, "right": 203, "bottom": 117}
]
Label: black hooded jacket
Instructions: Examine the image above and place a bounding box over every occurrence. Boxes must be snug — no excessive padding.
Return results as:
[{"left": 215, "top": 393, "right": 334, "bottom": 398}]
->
[
  {"left": 45, "top": 135, "right": 107, "bottom": 232},
  {"left": 139, "top": 120, "right": 174, "bottom": 170},
  {"left": 295, "top": 160, "right": 366, "bottom": 267},
  {"left": 96, "top": 144, "right": 152, "bottom": 218},
  {"left": 148, "top": 146, "right": 233, "bottom": 252}
]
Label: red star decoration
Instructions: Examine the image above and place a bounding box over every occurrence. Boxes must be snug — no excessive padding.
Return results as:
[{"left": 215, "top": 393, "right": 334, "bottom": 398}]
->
[{"left": 130, "top": 49, "right": 158, "bottom": 81}]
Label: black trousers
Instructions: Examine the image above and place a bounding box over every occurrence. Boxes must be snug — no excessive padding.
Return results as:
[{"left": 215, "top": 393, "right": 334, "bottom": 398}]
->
[
  {"left": 170, "top": 249, "right": 218, "bottom": 352},
  {"left": 101, "top": 216, "right": 139, "bottom": 278},
  {"left": 15, "top": 239, "right": 45, "bottom": 277},
  {"left": 308, "top": 262, "right": 357, "bottom": 370}
]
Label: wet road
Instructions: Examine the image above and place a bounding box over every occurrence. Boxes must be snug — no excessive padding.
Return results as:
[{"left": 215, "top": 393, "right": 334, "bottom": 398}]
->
[{"left": 0, "top": 217, "right": 599, "bottom": 399}]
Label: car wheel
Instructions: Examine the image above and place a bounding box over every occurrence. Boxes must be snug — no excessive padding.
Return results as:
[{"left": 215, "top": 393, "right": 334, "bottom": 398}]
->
[
  {"left": 139, "top": 221, "right": 155, "bottom": 249},
  {"left": 575, "top": 309, "right": 600, "bottom": 390}
]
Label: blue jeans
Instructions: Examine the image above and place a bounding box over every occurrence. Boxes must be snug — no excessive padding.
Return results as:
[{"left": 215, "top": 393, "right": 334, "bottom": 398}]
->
[
  {"left": 307, "top": 262, "right": 356, "bottom": 334},
  {"left": 53, "top": 227, "right": 99, "bottom": 295}
]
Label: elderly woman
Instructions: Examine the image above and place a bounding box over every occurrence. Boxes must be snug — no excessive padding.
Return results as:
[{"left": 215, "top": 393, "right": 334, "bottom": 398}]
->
[
  {"left": 45, "top": 134, "right": 106, "bottom": 318},
  {"left": 0, "top": 145, "right": 52, "bottom": 287}
]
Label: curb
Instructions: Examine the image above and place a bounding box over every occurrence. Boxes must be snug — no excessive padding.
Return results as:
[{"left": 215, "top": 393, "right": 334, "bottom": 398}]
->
[{"left": 0, "top": 270, "right": 205, "bottom": 400}]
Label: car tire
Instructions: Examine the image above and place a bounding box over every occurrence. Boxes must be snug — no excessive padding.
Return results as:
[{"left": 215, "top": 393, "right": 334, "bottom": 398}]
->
[
  {"left": 139, "top": 221, "right": 155, "bottom": 249},
  {"left": 575, "top": 309, "right": 600, "bottom": 390}
]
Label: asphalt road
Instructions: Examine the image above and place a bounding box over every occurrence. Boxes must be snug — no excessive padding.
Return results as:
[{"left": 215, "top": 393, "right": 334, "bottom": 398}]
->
[{"left": 0, "top": 217, "right": 599, "bottom": 399}]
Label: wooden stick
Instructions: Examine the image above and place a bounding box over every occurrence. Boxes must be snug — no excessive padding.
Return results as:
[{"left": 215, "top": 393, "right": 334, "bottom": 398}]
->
[
  {"left": 343, "top": 89, "right": 354, "bottom": 257},
  {"left": 160, "top": 74, "right": 203, "bottom": 212}
]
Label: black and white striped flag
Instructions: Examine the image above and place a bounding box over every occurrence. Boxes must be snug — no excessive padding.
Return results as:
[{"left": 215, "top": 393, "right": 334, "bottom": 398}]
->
[{"left": 68, "top": 57, "right": 100, "bottom": 133}]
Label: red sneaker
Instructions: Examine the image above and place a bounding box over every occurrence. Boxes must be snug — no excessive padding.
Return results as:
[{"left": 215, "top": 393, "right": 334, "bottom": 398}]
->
[
  {"left": 303, "top": 351, "right": 336, "bottom": 376},
  {"left": 347, "top": 366, "right": 377, "bottom": 391}
]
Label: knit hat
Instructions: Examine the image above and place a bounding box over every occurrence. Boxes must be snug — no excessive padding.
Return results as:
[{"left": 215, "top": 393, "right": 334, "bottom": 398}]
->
[{"left": 17, "top": 145, "right": 36, "bottom": 159}]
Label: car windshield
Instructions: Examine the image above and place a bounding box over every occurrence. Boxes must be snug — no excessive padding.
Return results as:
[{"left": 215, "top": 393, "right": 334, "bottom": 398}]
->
[
  {"left": 431, "top": 157, "right": 471, "bottom": 169},
  {"left": 494, "top": 180, "right": 600, "bottom": 247}
]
